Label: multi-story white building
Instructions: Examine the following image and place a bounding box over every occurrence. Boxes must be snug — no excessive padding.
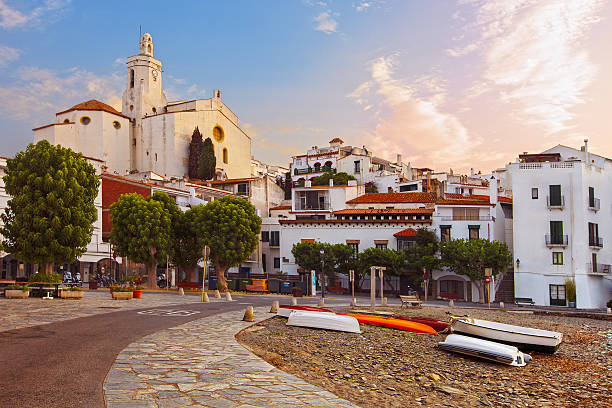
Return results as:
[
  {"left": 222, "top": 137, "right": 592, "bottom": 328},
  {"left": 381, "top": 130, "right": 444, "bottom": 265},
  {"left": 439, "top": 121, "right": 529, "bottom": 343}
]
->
[{"left": 510, "top": 142, "right": 612, "bottom": 309}]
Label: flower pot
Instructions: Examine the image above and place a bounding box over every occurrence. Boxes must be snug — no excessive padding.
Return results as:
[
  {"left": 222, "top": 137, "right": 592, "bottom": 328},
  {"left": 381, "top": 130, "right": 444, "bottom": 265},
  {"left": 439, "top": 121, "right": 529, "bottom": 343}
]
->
[
  {"left": 89, "top": 281, "right": 98, "bottom": 290},
  {"left": 5, "top": 289, "right": 29, "bottom": 299},
  {"left": 112, "top": 291, "right": 133, "bottom": 300},
  {"left": 60, "top": 291, "right": 83, "bottom": 300},
  {"left": 132, "top": 290, "right": 142, "bottom": 299},
  {"left": 109, "top": 286, "right": 118, "bottom": 294},
  {"left": 567, "top": 301, "right": 576, "bottom": 308}
]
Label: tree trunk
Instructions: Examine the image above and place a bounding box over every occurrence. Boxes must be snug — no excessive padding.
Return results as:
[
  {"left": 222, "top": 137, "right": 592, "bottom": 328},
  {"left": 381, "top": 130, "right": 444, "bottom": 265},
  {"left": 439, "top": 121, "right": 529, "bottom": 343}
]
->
[
  {"left": 184, "top": 265, "right": 197, "bottom": 283},
  {"left": 214, "top": 257, "right": 228, "bottom": 292},
  {"left": 147, "top": 262, "right": 157, "bottom": 289},
  {"left": 42, "top": 263, "right": 53, "bottom": 275},
  {"left": 475, "top": 280, "right": 485, "bottom": 303}
]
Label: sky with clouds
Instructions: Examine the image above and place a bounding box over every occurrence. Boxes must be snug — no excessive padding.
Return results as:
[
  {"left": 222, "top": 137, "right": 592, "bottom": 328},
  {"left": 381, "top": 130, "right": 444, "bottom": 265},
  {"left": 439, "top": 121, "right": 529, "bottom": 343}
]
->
[{"left": 1, "top": 0, "right": 611, "bottom": 173}]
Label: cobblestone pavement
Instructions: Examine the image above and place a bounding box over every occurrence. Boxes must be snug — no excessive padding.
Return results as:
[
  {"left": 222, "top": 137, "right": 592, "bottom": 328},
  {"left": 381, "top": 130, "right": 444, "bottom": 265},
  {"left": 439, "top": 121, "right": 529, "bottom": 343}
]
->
[
  {"left": 104, "top": 308, "right": 359, "bottom": 408},
  {"left": 0, "top": 291, "right": 204, "bottom": 332}
]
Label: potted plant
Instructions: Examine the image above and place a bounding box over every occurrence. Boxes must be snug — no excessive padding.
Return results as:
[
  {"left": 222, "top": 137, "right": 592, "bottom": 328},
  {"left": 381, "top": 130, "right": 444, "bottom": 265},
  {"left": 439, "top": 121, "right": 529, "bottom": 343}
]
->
[
  {"left": 111, "top": 287, "right": 133, "bottom": 300},
  {"left": 4, "top": 284, "right": 30, "bottom": 299},
  {"left": 132, "top": 286, "right": 143, "bottom": 299},
  {"left": 565, "top": 278, "right": 576, "bottom": 308},
  {"left": 109, "top": 285, "right": 119, "bottom": 294},
  {"left": 60, "top": 286, "right": 83, "bottom": 300}
]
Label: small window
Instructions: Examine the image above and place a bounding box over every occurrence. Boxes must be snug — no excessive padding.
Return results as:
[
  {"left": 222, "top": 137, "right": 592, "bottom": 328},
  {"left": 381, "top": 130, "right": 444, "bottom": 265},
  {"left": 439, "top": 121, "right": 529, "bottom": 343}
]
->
[
  {"left": 552, "top": 252, "right": 563, "bottom": 265},
  {"left": 155, "top": 153, "right": 158, "bottom": 162},
  {"left": 441, "top": 226, "right": 451, "bottom": 242},
  {"left": 469, "top": 227, "right": 479, "bottom": 241},
  {"left": 223, "top": 148, "right": 228, "bottom": 164},
  {"left": 129, "top": 105, "right": 134, "bottom": 111},
  {"left": 532, "top": 188, "right": 538, "bottom": 199},
  {"left": 80, "top": 116, "right": 91, "bottom": 125},
  {"left": 347, "top": 243, "right": 359, "bottom": 259},
  {"left": 237, "top": 183, "right": 248, "bottom": 195},
  {"left": 592, "top": 253, "right": 598, "bottom": 272},
  {"left": 63, "top": 118, "right": 70, "bottom": 123},
  {"left": 261, "top": 231, "right": 269, "bottom": 242},
  {"left": 354, "top": 160, "right": 361, "bottom": 173},
  {"left": 270, "top": 231, "right": 280, "bottom": 247},
  {"left": 152, "top": 107, "right": 157, "bottom": 114},
  {"left": 130, "top": 69, "right": 134, "bottom": 88},
  {"left": 112, "top": 121, "right": 121, "bottom": 129},
  {"left": 375, "top": 243, "right": 387, "bottom": 250},
  {"left": 213, "top": 126, "right": 224, "bottom": 142},
  {"left": 273, "top": 258, "right": 281, "bottom": 269},
  {"left": 549, "top": 284, "right": 566, "bottom": 306},
  {"left": 132, "top": 138, "right": 136, "bottom": 147}
]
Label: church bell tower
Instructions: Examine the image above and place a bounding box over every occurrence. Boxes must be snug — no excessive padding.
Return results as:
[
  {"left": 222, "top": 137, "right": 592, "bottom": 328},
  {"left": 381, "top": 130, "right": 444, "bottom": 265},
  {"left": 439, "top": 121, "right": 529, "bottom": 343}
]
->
[{"left": 121, "top": 33, "right": 167, "bottom": 171}]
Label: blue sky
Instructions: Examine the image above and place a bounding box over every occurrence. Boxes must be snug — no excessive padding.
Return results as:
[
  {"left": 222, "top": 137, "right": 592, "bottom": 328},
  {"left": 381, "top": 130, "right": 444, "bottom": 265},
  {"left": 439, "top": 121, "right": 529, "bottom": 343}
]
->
[{"left": 1, "top": 1, "right": 611, "bottom": 172}]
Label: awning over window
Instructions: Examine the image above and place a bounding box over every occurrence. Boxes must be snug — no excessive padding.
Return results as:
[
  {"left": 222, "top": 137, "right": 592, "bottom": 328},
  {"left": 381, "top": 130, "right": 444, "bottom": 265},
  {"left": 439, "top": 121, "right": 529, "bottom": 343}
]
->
[{"left": 468, "top": 225, "right": 480, "bottom": 229}]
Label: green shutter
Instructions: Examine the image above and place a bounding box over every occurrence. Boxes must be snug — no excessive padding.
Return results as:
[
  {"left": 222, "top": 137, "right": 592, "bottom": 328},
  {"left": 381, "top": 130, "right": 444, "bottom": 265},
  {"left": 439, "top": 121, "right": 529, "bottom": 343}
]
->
[
  {"left": 468, "top": 225, "right": 480, "bottom": 229},
  {"left": 549, "top": 185, "right": 561, "bottom": 206}
]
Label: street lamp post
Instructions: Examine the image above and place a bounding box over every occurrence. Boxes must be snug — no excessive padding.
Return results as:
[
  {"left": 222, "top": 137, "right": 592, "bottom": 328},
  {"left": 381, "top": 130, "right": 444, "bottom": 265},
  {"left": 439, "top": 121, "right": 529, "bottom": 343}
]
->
[{"left": 320, "top": 249, "right": 325, "bottom": 299}]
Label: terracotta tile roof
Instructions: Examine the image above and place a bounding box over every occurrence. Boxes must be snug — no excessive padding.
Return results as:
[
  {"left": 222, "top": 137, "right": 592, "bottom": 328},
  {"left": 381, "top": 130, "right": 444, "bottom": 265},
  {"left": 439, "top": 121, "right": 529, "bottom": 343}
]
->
[
  {"left": 56, "top": 99, "right": 130, "bottom": 119},
  {"left": 329, "top": 138, "right": 344, "bottom": 144},
  {"left": 441, "top": 193, "right": 512, "bottom": 204},
  {"left": 279, "top": 219, "right": 432, "bottom": 225},
  {"left": 394, "top": 228, "right": 417, "bottom": 238},
  {"left": 202, "top": 177, "right": 259, "bottom": 184},
  {"left": 346, "top": 192, "right": 437, "bottom": 204},
  {"left": 334, "top": 208, "right": 434, "bottom": 215},
  {"left": 270, "top": 205, "right": 291, "bottom": 211},
  {"left": 435, "top": 199, "right": 493, "bottom": 206}
]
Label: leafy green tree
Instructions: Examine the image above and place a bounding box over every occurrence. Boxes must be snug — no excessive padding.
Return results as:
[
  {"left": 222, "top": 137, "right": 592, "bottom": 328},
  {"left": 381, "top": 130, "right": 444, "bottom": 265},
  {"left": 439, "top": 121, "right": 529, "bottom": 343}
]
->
[
  {"left": 172, "top": 208, "right": 206, "bottom": 282},
  {"left": 198, "top": 137, "right": 216, "bottom": 180},
  {"left": 439, "top": 238, "right": 512, "bottom": 303},
  {"left": 283, "top": 172, "right": 292, "bottom": 199},
  {"left": 310, "top": 172, "right": 356, "bottom": 186},
  {"left": 109, "top": 193, "right": 172, "bottom": 288},
  {"left": 0, "top": 140, "right": 99, "bottom": 274},
  {"left": 192, "top": 196, "right": 261, "bottom": 292},
  {"left": 292, "top": 241, "right": 354, "bottom": 293},
  {"left": 403, "top": 227, "right": 440, "bottom": 286},
  {"left": 188, "top": 127, "right": 203, "bottom": 179},
  {"left": 358, "top": 247, "right": 405, "bottom": 290}
]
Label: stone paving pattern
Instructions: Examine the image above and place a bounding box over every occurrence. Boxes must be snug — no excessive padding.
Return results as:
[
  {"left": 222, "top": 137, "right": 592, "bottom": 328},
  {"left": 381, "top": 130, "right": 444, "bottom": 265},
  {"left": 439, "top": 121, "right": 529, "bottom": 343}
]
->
[
  {"left": 104, "top": 308, "right": 359, "bottom": 408},
  {"left": 0, "top": 291, "right": 204, "bottom": 332}
]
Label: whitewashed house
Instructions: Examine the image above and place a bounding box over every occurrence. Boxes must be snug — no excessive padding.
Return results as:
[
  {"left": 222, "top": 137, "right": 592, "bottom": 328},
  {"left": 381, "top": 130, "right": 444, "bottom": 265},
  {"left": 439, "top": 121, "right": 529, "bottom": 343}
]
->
[{"left": 510, "top": 142, "right": 612, "bottom": 309}]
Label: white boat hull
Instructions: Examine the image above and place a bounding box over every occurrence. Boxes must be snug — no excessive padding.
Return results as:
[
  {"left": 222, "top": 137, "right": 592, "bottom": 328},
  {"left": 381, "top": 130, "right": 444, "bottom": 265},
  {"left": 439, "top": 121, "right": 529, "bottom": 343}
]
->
[
  {"left": 439, "top": 334, "right": 532, "bottom": 367},
  {"left": 451, "top": 317, "right": 562, "bottom": 353},
  {"left": 286, "top": 310, "right": 361, "bottom": 334}
]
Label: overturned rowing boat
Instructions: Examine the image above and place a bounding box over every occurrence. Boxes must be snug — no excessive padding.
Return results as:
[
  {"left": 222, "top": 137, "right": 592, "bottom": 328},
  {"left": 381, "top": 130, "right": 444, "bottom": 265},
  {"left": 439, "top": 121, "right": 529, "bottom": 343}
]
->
[
  {"left": 343, "top": 314, "right": 437, "bottom": 334},
  {"left": 451, "top": 317, "right": 563, "bottom": 353},
  {"left": 276, "top": 305, "right": 332, "bottom": 317},
  {"left": 396, "top": 316, "right": 449, "bottom": 332},
  {"left": 286, "top": 310, "right": 361, "bottom": 334},
  {"left": 438, "top": 334, "right": 532, "bottom": 367}
]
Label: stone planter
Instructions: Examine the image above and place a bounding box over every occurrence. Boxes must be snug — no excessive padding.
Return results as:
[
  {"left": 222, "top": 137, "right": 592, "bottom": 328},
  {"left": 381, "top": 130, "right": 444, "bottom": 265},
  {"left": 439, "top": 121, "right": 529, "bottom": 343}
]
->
[
  {"left": 5, "top": 290, "right": 30, "bottom": 299},
  {"left": 112, "top": 291, "right": 133, "bottom": 300},
  {"left": 60, "top": 291, "right": 83, "bottom": 300}
]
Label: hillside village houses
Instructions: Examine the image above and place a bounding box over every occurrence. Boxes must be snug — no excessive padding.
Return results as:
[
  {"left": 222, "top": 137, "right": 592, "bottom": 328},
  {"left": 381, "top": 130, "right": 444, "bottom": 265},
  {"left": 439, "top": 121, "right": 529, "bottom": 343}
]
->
[{"left": 0, "top": 34, "right": 610, "bottom": 308}]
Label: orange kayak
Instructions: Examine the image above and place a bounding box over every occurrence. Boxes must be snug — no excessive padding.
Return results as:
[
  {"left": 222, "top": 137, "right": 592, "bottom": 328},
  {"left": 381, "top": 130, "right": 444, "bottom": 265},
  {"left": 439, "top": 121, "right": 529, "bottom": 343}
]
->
[{"left": 343, "top": 314, "right": 437, "bottom": 334}]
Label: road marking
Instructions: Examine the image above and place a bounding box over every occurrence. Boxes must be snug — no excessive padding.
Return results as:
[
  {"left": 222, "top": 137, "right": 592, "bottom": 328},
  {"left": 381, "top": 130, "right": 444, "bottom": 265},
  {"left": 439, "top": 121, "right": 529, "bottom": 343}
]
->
[{"left": 137, "top": 309, "right": 200, "bottom": 317}]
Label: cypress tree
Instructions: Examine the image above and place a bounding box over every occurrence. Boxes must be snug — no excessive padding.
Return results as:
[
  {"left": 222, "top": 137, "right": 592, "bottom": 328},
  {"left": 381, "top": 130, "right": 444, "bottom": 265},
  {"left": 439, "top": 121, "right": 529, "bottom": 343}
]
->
[
  {"left": 198, "top": 137, "right": 216, "bottom": 180},
  {"left": 188, "top": 127, "right": 203, "bottom": 179}
]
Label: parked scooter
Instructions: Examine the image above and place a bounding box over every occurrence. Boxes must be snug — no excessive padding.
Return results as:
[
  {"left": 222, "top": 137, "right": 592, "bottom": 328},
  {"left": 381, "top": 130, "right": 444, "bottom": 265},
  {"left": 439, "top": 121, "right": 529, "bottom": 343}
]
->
[
  {"left": 157, "top": 274, "right": 167, "bottom": 288},
  {"left": 73, "top": 272, "right": 81, "bottom": 286},
  {"left": 63, "top": 271, "right": 73, "bottom": 283}
]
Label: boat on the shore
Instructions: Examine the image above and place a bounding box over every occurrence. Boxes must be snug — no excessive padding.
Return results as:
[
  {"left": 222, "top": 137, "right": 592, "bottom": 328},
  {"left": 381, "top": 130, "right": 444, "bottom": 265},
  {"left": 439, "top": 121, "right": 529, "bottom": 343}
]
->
[
  {"left": 276, "top": 305, "right": 332, "bottom": 317},
  {"left": 438, "top": 334, "right": 532, "bottom": 367},
  {"left": 344, "top": 314, "right": 437, "bottom": 334},
  {"left": 396, "top": 316, "right": 449, "bottom": 332},
  {"left": 450, "top": 317, "right": 563, "bottom": 353},
  {"left": 286, "top": 310, "right": 361, "bottom": 333}
]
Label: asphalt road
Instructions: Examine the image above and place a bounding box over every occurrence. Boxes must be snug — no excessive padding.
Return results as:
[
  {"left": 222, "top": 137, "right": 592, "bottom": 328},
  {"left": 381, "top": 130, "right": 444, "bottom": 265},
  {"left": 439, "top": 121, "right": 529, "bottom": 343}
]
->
[{"left": 0, "top": 294, "right": 296, "bottom": 408}]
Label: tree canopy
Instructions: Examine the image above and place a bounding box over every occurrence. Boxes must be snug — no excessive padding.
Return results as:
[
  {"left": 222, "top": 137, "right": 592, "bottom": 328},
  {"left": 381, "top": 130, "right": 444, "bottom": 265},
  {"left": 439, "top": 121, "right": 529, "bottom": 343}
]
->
[
  {"left": 198, "top": 137, "right": 216, "bottom": 180},
  {"left": 193, "top": 196, "right": 261, "bottom": 291},
  {"left": 188, "top": 127, "right": 203, "bottom": 179},
  {"left": 439, "top": 238, "right": 512, "bottom": 302},
  {"left": 109, "top": 193, "right": 172, "bottom": 288},
  {"left": 310, "top": 172, "right": 356, "bottom": 186},
  {"left": 0, "top": 140, "right": 99, "bottom": 273},
  {"left": 171, "top": 208, "right": 206, "bottom": 282}
]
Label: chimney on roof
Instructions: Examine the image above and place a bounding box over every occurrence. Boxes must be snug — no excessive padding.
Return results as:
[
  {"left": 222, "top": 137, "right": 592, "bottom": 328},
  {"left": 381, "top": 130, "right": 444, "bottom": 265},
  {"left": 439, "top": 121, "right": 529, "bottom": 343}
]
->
[
  {"left": 489, "top": 176, "right": 498, "bottom": 206},
  {"left": 584, "top": 139, "right": 590, "bottom": 164},
  {"left": 329, "top": 178, "right": 334, "bottom": 187},
  {"left": 427, "top": 171, "right": 432, "bottom": 192},
  {"left": 396, "top": 154, "right": 402, "bottom": 165},
  {"left": 470, "top": 168, "right": 474, "bottom": 177}
]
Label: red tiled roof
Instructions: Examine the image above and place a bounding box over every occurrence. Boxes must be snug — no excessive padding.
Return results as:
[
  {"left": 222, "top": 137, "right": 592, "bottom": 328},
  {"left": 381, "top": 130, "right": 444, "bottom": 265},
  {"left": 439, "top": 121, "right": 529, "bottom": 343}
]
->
[
  {"left": 346, "top": 192, "right": 437, "bottom": 204},
  {"left": 56, "top": 99, "right": 130, "bottom": 119},
  {"left": 435, "top": 199, "right": 493, "bottom": 206},
  {"left": 439, "top": 193, "right": 512, "bottom": 204},
  {"left": 270, "top": 205, "right": 291, "bottom": 210},
  {"left": 334, "top": 208, "right": 434, "bottom": 215},
  {"left": 394, "top": 228, "right": 417, "bottom": 238},
  {"left": 203, "top": 177, "right": 258, "bottom": 184},
  {"left": 329, "top": 138, "right": 344, "bottom": 144},
  {"left": 279, "top": 219, "right": 432, "bottom": 225}
]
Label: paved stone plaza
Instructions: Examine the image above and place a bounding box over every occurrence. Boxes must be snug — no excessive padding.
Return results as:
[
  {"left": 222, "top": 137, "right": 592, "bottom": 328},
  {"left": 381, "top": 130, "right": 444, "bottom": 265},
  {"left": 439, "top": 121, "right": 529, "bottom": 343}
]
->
[{"left": 104, "top": 308, "right": 358, "bottom": 408}]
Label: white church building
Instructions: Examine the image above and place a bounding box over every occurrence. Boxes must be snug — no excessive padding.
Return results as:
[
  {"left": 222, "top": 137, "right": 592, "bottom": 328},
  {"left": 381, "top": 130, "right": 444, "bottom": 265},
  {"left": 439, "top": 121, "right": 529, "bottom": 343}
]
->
[{"left": 33, "top": 33, "right": 252, "bottom": 180}]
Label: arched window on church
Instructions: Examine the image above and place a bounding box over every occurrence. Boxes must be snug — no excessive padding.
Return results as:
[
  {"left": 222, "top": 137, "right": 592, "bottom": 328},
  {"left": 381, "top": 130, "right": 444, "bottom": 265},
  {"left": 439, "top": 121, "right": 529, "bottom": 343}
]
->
[
  {"left": 148, "top": 45, "right": 151, "bottom": 54},
  {"left": 130, "top": 69, "right": 134, "bottom": 88},
  {"left": 223, "top": 148, "right": 228, "bottom": 164}
]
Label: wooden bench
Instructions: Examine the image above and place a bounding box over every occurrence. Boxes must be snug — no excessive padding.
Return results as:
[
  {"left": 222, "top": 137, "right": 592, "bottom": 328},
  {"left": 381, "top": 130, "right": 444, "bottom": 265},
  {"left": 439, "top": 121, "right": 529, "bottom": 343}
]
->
[
  {"left": 400, "top": 294, "right": 422, "bottom": 308},
  {"left": 514, "top": 297, "right": 535, "bottom": 306},
  {"left": 245, "top": 285, "right": 267, "bottom": 292}
]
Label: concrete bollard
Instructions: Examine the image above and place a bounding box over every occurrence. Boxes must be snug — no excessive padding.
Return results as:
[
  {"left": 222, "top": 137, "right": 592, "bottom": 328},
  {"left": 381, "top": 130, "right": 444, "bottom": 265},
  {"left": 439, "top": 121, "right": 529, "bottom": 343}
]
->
[
  {"left": 291, "top": 297, "right": 298, "bottom": 306},
  {"left": 270, "top": 300, "right": 279, "bottom": 313},
  {"left": 178, "top": 287, "right": 185, "bottom": 296},
  {"left": 243, "top": 306, "right": 254, "bottom": 322},
  {"left": 499, "top": 301, "right": 505, "bottom": 310},
  {"left": 202, "top": 292, "right": 210, "bottom": 303},
  {"left": 318, "top": 298, "right": 325, "bottom": 307},
  {"left": 226, "top": 291, "right": 233, "bottom": 301},
  {"left": 351, "top": 297, "right": 357, "bottom": 307},
  {"left": 382, "top": 297, "right": 388, "bottom": 307},
  {"left": 214, "top": 290, "right": 221, "bottom": 299},
  {"left": 449, "top": 299, "right": 454, "bottom": 308}
]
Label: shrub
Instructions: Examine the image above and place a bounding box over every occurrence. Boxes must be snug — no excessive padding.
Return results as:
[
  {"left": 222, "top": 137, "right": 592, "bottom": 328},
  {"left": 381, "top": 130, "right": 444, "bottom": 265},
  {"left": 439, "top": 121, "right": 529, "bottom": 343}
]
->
[
  {"left": 5, "top": 284, "right": 29, "bottom": 291},
  {"left": 113, "top": 287, "right": 133, "bottom": 292},
  {"left": 65, "top": 286, "right": 82, "bottom": 291},
  {"left": 565, "top": 278, "right": 576, "bottom": 303},
  {"left": 28, "top": 272, "right": 62, "bottom": 283}
]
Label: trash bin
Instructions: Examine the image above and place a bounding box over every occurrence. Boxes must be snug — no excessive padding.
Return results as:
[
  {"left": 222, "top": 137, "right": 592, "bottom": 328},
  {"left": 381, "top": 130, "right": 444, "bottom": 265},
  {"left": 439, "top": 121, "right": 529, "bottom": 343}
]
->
[
  {"left": 293, "top": 281, "right": 307, "bottom": 294},
  {"left": 280, "top": 281, "right": 292, "bottom": 294},
  {"left": 267, "top": 278, "right": 281, "bottom": 293},
  {"left": 251, "top": 278, "right": 268, "bottom": 290},
  {"left": 226, "top": 278, "right": 237, "bottom": 291},
  {"left": 238, "top": 278, "right": 251, "bottom": 291},
  {"left": 209, "top": 276, "right": 217, "bottom": 290}
]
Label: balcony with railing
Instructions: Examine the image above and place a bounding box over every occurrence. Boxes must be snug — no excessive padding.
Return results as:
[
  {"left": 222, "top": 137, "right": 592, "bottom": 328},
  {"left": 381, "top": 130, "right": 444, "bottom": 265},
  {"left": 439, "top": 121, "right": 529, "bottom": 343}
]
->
[
  {"left": 586, "top": 263, "right": 611, "bottom": 275},
  {"left": 294, "top": 166, "right": 336, "bottom": 175},
  {"left": 439, "top": 216, "right": 493, "bottom": 221},
  {"left": 588, "top": 198, "right": 600, "bottom": 211},
  {"left": 546, "top": 195, "right": 565, "bottom": 209},
  {"left": 294, "top": 202, "right": 330, "bottom": 211},
  {"left": 589, "top": 237, "right": 603, "bottom": 249},
  {"left": 545, "top": 234, "right": 568, "bottom": 247}
]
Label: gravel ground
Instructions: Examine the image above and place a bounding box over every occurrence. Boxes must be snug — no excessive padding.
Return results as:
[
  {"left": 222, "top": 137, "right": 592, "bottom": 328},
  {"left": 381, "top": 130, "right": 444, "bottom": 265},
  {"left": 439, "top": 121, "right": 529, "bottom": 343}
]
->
[{"left": 236, "top": 306, "right": 612, "bottom": 408}]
